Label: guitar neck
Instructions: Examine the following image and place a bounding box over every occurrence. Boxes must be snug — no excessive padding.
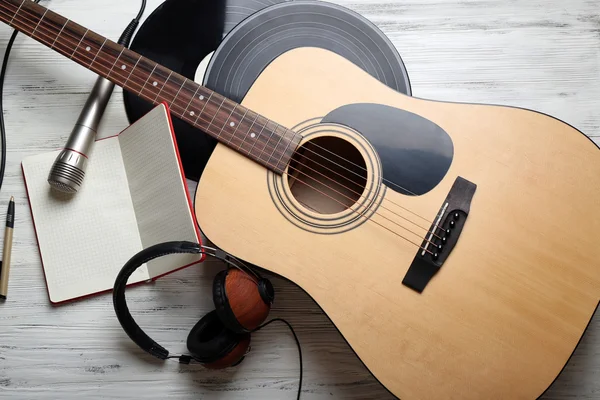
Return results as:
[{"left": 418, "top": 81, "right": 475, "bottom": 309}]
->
[{"left": 0, "top": 0, "right": 299, "bottom": 173}]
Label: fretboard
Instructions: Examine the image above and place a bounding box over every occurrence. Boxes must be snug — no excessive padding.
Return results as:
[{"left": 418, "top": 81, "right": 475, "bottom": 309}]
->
[{"left": 0, "top": 0, "right": 301, "bottom": 173}]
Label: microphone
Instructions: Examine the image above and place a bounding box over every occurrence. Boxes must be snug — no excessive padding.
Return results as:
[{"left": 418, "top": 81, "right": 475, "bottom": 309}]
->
[
  {"left": 47, "top": 11, "right": 144, "bottom": 193},
  {"left": 47, "top": 76, "right": 115, "bottom": 193}
]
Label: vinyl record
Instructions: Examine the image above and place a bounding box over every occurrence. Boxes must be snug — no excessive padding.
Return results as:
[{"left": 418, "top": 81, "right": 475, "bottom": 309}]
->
[
  {"left": 123, "top": 0, "right": 411, "bottom": 181},
  {"left": 204, "top": 1, "right": 411, "bottom": 104}
]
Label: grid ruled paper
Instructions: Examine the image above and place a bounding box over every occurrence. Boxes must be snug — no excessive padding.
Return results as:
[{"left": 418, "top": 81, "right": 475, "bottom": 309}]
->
[{"left": 22, "top": 139, "right": 149, "bottom": 303}]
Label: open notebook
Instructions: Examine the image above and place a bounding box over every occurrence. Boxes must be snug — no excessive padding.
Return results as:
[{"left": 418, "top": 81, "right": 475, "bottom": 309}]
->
[{"left": 22, "top": 104, "right": 202, "bottom": 304}]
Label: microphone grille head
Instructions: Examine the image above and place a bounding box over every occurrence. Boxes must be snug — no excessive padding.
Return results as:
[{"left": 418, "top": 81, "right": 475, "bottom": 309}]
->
[{"left": 47, "top": 149, "right": 87, "bottom": 193}]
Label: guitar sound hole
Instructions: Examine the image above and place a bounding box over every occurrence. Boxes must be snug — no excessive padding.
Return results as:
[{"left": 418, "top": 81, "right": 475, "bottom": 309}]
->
[{"left": 288, "top": 136, "right": 368, "bottom": 214}]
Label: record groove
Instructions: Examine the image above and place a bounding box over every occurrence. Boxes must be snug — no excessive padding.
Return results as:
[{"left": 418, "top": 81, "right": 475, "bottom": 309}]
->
[{"left": 124, "top": 0, "right": 411, "bottom": 181}]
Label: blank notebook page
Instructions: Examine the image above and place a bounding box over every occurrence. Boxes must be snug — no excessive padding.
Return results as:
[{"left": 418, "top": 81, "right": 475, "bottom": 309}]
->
[
  {"left": 22, "top": 139, "right": 149, "bottom": 304},
  {"left": 119, "top": 105, "right": 200, "bottom": 278}
]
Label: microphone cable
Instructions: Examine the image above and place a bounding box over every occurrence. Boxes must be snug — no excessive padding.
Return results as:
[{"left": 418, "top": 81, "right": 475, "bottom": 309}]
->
[{"left": 0, "top": 0, "right": 147, "bottom": 193}]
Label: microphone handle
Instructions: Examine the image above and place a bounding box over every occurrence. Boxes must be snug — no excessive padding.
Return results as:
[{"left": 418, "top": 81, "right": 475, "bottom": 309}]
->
[{"left": 65, "top": 76, "right": 116, "bottom": 156}]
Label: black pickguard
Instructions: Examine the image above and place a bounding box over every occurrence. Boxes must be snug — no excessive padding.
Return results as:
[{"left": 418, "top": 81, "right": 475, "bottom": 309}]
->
[{"left": 322, "top": 103, "right": 454, "bottom": 195}]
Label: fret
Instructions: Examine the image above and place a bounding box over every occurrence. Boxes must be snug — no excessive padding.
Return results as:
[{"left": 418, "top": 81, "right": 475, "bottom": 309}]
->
[
  {"left": 194, "top": 90, "right": 210, "bottom": 117},
  {"left": 219, "top": 103, "right": 238, "bottom": 141},
  {"left": 9, "top": 2, "right": 36, "bottom": 36},
  {"left": 14, "top": 0, "right": 38, "bottom": 27},
  {"left": 161, "top": 73, "right": 186, "bottom": 111},
  {"left": 101, "top": 41, "right": 124, "bottom": 71},
  {"left": 152, "top": 69, "right": 172, "bottom": 103},
  {"left": 275, "top": 129, "right": 296, "bottom": 167},
  {"left": 0, "top": 0, "right": 300, "bottom": 174},
  {"left": 257, "top": 121, "right": 278, "bottom": 163},
  {"left": 196, "top": 87, "right": 212, "bottom": 101},
  {"left": 70, "top": 26, "right": 88, "bottom": 58},
  {"left": 194, "top": 92, "right": 213, "bottom": 130},
  {"left": 112, "top": 50, "right": 140, "bottom": 90},
  {"left": 242, "top": 113, "right": 261, "bottom": 154},
  {"left": 31, "top": 15, "right": 63, "bottom": 52},
  {"left": 200, "top": 95, "right": 224, "bottom": 123},
  {"left": 50, "top": 18, "right": 68, "bottom": 49},
  {"left": 139, "top": 63, "right": 157, "bottom": 97},
  {"left": 236, "top": 112, "right": 261, "bottom": 156},
  {"left": 208, "top": 98, "right": 226, "bottom": 131},
  {"left": 124, "top": 53, "right": 141, "bottom": 86},
  {"left": 107, "top": 47, "right": 125, "bottom": 77},
  {"left": 266, "top": 124, "right": 285, "bottom": 164},
  {"left": 250, "top": 116, "right": 269, "bottom": 156},
  {"left": 41, "top": 11, "right": 79, "bottom": 61},
  {"left": 171, "top": 77, "right": 188, "bottom": 112},
  {"left": 30, "top": 9, "right": 65, "bottom": 50},
  {"left": 183, "top": 85, "right": 200, "bottom": 118},
  {"left": 234, "top": 109, "right": 249, "bottom": 150},
  {"left": 31, "top": 8, "right": 47, "bottom": 38},
  {"left": 74, "top": 30, "right": 102, "bottom": 67},
  {"left": 90, "top": 38, "right": 107, "bottom": 67},
  {"left": 9, "top": 0, "right": 25, "bottom": 25},
  {"left": 208, "top": 100, "right": 239, "bottom": 139}
]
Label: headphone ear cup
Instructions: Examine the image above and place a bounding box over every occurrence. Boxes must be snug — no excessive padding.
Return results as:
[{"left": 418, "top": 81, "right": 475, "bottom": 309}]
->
[
  {"left": 213, "top": 269, "right": 271, "bottom": 333},
  {"left": 187, "top": 310, "right": 250, "bottom": 369}
]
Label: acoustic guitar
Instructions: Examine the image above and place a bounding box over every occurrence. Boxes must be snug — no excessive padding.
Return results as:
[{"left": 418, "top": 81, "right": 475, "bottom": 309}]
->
[{"left": 1, "top": 1, "right": 598, "bottom": 398}]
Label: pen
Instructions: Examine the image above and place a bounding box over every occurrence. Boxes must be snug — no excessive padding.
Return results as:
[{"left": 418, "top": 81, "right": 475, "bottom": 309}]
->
[{"left": 0, "top": 196, "right": 15, "bottom": 300}]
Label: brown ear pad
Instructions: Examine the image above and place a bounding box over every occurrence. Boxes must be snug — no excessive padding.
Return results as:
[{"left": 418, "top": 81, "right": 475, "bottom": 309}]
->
[
  {"left": 213, "top": 269, "right": 272, "bottom": 333},
  {"left": 186, "top": 310, "right": 250, "bottom": 368}
]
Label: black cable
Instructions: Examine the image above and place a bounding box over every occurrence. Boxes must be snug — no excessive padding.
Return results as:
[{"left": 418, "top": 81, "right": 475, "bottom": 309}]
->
[
  {"left": 0, "top": 0, "right": 146, "bottom": 194},
  {"left": 0, "top": 27, "right": 19, "bottom": 194},
  {"left": 254, "top": 318, "right": 303, "bottom": 400},
  {"left": 135, "top": 0, "right": 147, "bottom": 22},
  {"left": 118, "top": 0, "right": 146, "bottom": 47},
  {"left": 0, "top": 0, "right": 41, "bottom": 194}
]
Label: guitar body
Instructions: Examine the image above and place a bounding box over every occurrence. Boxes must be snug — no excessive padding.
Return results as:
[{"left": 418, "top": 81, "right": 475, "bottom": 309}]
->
[{"left": 195, "top": 47, "right": 600, "bottom": 399}]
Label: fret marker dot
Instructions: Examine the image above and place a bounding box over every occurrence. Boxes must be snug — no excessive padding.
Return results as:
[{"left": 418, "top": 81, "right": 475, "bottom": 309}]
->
[
  {"left": 190, "top": 111, "right": 195, "bottom": 117},
  {"left": 153, "top": 81, "right": 158, "bottom": 86},
  {"left": 230, "top": 122, "right": 235, "bottom": 127},
  {"left": 85, "top": 46, "right": 91, "bottom": 51},
  {"left": 121, "top": 65, "right": 126, "bottom": 70},
  {"left": 250, "top": 133, "right": 256, "bottom": 138},
  {"left": 199, "top": 95, "right": 204, "bottom": 100}
]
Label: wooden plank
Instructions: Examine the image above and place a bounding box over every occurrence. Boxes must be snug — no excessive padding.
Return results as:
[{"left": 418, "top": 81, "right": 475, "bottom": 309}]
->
[{"left": 0, "top": 0, "right": 597, "bottom": 398}]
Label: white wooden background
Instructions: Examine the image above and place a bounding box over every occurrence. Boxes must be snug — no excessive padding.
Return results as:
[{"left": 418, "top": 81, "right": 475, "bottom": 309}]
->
[{"left": 0, "top": 0, "right": 598, "bottom": 398}]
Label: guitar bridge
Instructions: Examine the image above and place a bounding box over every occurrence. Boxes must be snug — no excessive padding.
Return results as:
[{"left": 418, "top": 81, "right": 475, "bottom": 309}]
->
[{"left": 402, "top": 176, "right": 477, "bottom": 293}]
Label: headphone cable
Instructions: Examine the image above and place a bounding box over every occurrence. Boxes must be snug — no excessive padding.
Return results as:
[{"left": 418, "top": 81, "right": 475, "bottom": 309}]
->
[
  {"left": 1, "top": 3, "right": 302, "bottom": 398},
  {"left": 254, "top": 318, "right": 303, "bottom": 400}
]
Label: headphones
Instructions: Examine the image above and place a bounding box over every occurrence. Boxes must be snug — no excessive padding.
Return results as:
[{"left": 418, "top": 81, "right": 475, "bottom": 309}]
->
[{"left": 112, "top": 241, "right": 275, "bottom": 368}]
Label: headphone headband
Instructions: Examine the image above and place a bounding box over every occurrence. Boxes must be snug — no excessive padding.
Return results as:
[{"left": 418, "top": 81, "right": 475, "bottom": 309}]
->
[
  {"left": 113, "top": 241, "right": 203, "bottom": 360},
  {"left": 113, "top": 241, "right": 265, "bottom": 362}
]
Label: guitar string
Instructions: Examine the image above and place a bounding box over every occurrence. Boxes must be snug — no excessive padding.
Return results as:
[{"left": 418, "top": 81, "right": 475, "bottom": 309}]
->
[
  {"left": 0, "top": 4, "right": 444, "bottom": 250},
  {"left": 0, "top": 2, "right": 449, "bottom": 227},
  {"left": 283, "top": 161, "right": 440, "bottom": 248},
  {"left": 0, "top": 4, "right": 445, "bottom": 249},
  {"left": 291, "top": 151, "right": 443, "bottom": 239},
  {"left": 0, "top": 5, "right": 446, "bottom": 252},
  {"left": 297, "top": 141, "right": 443, "bottom": 228},
  {"left": 291, "top": 147, "right": 446, "bottom": 236},
  {"left": 0, "top": 3, "right": 445, "bottom": 233},
  {"left": 0, "top": 1, "right": 444, "bottom": 233},
  {"left": 278, "top": 171, "right": 435, "bottom": 255}
]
